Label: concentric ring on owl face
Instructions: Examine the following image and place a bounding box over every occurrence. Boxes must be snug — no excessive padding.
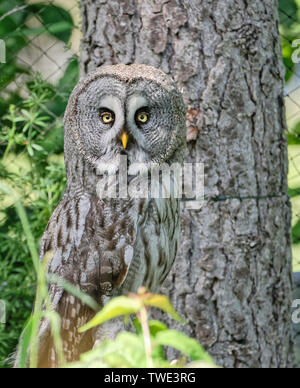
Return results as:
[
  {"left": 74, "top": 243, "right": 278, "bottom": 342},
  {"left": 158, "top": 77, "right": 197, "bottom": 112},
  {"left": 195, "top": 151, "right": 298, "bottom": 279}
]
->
[
  {"left": 74, "top": 75, "right": 179, "bottom": 160},
  {"left": 98, "top": 95, "right": 124, "bottom": 130}
]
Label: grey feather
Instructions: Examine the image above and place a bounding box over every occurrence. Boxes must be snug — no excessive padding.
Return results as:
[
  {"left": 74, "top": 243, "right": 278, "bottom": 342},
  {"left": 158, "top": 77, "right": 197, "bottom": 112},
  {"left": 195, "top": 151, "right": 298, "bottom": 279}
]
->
[{"left": 22, "top": 64, "right": 187, "bottom": 368}]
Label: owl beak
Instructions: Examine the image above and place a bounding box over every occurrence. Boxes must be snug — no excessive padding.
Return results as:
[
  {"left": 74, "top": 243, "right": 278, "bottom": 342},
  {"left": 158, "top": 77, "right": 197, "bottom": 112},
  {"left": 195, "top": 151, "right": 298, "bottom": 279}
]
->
[{"left": 121, "top": 131, "right": 129, "bottom": 149}]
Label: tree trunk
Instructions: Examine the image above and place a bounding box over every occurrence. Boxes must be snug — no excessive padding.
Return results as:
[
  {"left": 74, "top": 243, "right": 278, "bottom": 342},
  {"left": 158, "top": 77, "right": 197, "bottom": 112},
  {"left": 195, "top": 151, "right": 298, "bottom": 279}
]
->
[{"left": 80, "top": 0, "right": 294, "bottom": 368}]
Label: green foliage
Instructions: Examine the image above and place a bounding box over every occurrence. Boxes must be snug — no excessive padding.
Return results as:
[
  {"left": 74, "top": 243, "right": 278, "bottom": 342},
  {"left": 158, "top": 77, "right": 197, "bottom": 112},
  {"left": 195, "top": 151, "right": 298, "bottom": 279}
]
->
[
  {"left": 154, "top": 330, "right": 212, "bottom": 362},
  {"left": 289, "top": 187, "right": 300, "bottom": 198},
  {"left": 293, "top": 219, "right": 300, "bottom": 244},
  {"left": 0, "top": 76, "right": 68, "bottom": 367},
  {"left": 287, "top": 121, "right": 300, "bottom": 145},
  {"left": 79, "top": 297, "right": 144, "bottom": 334},
  {"left": 279, "top": 0, "right": 298, "bottom": 28},
  {"left": 0, "top": 0, "right": 75, "bottom": 90},
  {"left": 0, "top": 0, "right": 77, "bottom": 368},
  {"left": 79, "top": 291, "right": 184, "bottom": 334},
  {"left": 279, "top": 2, "right": 300, "bottom": 272},
  {"left": 279, "top": 0, "right": 300, "bottom": 82},
  {"left": 27, "top": 4, "right": 74, "bottom": 43},
  {"left": 69, "top": 330, "right": 214, "bottom": 369},
  {"left": 47, "top": 59, "right": 79, "bottom": 118},
  {"left": 143, "top": 294, "right": 184, "bottom": 322},
  {"left": 13, "top": 273, "right": 215, "bottom": 368},
  {"left": 70, "top": 289, "right": 215, "bottom": 369},
  {"left": 12, "top": 274, "right": 215, "bottom": 368}
]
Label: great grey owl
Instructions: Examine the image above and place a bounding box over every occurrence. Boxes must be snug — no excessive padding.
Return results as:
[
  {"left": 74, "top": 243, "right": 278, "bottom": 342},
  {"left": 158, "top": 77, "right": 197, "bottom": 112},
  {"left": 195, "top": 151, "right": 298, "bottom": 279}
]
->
[{"left": 34, "top": 64, "right": 186, "bottom": 368}]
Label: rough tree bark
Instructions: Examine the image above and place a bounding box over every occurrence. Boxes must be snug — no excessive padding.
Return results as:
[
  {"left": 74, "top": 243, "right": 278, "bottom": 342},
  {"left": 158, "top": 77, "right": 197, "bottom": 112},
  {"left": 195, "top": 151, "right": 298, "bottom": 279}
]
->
[{"left": 80, "top": 0, "right": 294, "bottom": 368}]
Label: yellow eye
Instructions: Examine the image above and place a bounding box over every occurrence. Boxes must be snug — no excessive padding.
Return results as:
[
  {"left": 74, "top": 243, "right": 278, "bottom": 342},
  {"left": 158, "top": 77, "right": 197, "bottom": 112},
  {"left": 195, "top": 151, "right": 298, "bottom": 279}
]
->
[
  {"left": 137, "top": 112, "right": 149, "bottom": 124},
  {"left": 101, "top": 112, "right": 114, "bottom": 124}
]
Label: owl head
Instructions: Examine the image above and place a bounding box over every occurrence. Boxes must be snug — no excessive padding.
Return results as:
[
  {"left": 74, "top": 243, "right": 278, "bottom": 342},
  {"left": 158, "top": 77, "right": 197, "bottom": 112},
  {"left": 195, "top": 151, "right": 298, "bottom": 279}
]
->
[{"left": 64, "top": 64, "right": 187, "bottom": 192}]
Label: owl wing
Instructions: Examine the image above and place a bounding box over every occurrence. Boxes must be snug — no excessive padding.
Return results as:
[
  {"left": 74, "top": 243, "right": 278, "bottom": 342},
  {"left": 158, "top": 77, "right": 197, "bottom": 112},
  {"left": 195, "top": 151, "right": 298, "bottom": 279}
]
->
[
  {"left": 37, "top": 194, "right": 93, "bottom": 367},
  {"left": 36, "top": 194, "right": 147, "bottom": 367},
  {"left": 119, "top": 197, "right": 181, "bottom": 294}
]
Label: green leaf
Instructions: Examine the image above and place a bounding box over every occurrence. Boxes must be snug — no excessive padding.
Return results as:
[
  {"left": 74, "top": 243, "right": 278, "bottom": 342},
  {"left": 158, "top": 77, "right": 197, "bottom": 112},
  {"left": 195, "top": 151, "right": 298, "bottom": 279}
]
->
[
  {"left": 279, "top": 0, "right": 298, "bottom": 28},
  {"left": 0, "top": 0, "right": 28, "bottom": 37},
  {"left": 287, "top": 133, "right": 300, "bottom": 145},
  {"left": 46, "top": 59, "right": 79, "bottom": 117},
  {"left": 37, "top": 125, "right": 64, "bottom": 154},
  {"left": 155, "top": 330, "right": 213, "bottom": 363},
  {"left": 291, "top": 121, "right": 300, "bottom": 135},
  {"left": 287, "top": 122, "right": 300, "bottom": 144},
  {"left": 0, "top": 91, "right": 22, "bottom": 117},
  {"left": 18, "top": 317, "right": 34, "bottom": 369},
  {"left": 57, "top": 59, "right": 79, "bottom": 95},
  {"left": 28, "top": 4, "right": 74, "bottom": 43},
  {"left": 0, "top": 0, "right": 27, "bottom": 25},
  {"left": 134, "top": 319, "right": 168, "bottom": 336},
  {"left": 2, "top": 35, "right": 28, "bottom": 60},
  {"left": 101, "top": 333, "right": 146, "bottom": 368},
  {"left": 132, "top": 319, "right": 168, "bottom": 359},
  {"left": 282, "top": 43, "right": 296, "bottom": 82},
  {"left": 149, "top": 320, "right": 168, "bottom": 336},
  {"left": 71, "top": 333, "right": 146, "bottom": 368},
  {"left": 144, "top": 295, "right": 184, "bottom": 323},
  {"left": 27, "top": 145, "right": 34, "bottom": 157},
  {"left": 289, "top": 187, "right": 300, "bottom": 198},
  {"left": 0, "top": 62, "right": 28, "bottom": 89},
  {"left": 31, "top": 144, "right": 44, "bottom": 152},
  {"left": 79, "top": 297, "right": 142, "bottom": 333},
  {"left": 22, "top": 22, "right": 73, "bottom": 40},
  {"left": 292, "top": 219, "right": 300, "bottom": 244}
]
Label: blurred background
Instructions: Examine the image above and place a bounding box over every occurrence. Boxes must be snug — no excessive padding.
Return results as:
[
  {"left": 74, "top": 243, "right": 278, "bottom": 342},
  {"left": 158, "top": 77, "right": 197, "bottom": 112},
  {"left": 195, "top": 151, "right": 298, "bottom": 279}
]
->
[
  {"left": 281, "top": 1, "right": 300, "bottom": 274},
  {"left": 0, "top": 0, "right": 299, "bottom": 368}
]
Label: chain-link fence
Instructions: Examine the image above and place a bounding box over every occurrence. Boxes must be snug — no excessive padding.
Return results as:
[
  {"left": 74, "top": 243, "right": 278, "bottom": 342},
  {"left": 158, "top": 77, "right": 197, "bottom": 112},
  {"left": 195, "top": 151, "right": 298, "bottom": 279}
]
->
[
  {"left": 0, "top": 0, "right": 80, "bottom": 122},
  {"left": 279, "top": 4, "right": 300, "bottom": 272}
]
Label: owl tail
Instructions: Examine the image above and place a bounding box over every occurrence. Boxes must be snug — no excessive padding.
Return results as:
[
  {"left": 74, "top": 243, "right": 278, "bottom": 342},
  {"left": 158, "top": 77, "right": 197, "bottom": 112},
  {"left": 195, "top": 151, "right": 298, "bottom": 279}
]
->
[
  {"left": 39, "top": 292, "right": 95, "bottom": 368},
  {"left": 14, "top": 292, "right": 95, "bottom": 369}
]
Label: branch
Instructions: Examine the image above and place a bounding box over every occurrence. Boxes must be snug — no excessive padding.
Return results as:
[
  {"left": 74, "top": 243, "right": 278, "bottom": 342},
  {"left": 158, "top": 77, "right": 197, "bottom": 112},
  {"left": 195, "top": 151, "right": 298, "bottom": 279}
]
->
[{"left": 0, "top": 5, "right": 28, "bottom": 23}]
